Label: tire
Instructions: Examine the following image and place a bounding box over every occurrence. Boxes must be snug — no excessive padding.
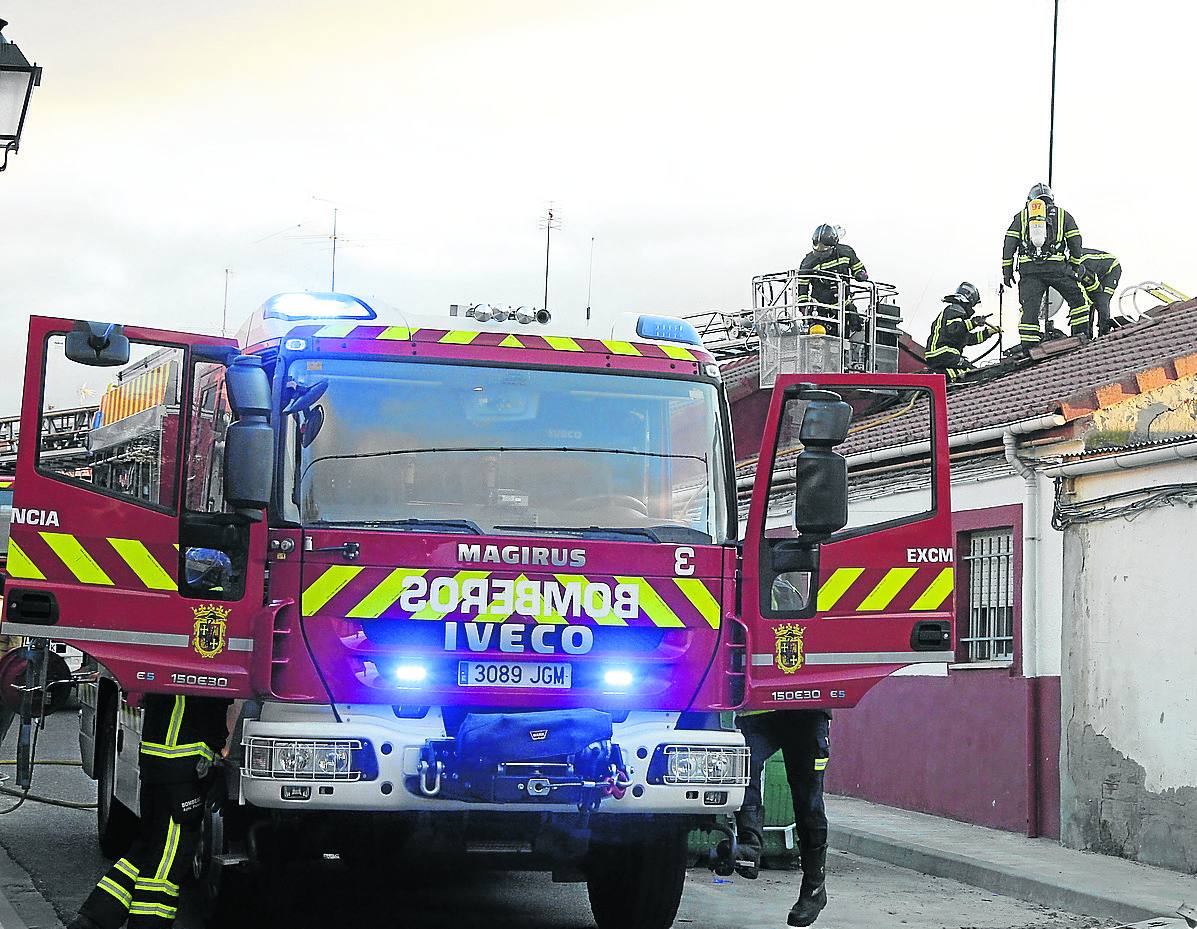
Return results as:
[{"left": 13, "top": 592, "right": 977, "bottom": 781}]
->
[
  {"left": 95, "top": 696, "right": 138, "bottom": 859},
  {"left": 587, "top": 824, "right": 689, "bottom": 929}
]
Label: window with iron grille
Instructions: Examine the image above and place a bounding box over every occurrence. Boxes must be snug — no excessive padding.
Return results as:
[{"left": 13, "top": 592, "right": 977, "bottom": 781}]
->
[{"left": 960, "top": 528, "right": 1015, "bottom": 662}]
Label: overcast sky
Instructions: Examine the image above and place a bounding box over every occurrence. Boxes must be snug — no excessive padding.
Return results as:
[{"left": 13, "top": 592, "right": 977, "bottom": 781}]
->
[{"left": 1, "top": 0, "right": 1195, "bottom": 406}]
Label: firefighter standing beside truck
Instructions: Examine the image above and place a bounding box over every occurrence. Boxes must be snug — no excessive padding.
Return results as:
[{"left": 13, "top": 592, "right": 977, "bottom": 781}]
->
[{"left": 69, "top": 694, "right": 230, "bottom": 929}]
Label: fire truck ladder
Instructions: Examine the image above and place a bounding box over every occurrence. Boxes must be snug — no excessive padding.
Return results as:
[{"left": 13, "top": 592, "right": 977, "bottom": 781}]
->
[
  {"left": 1118, "top": 280, "right": 1191, "bottom": 318},
  {"left": 752, "top": 271, "right": 901, "bottom": 388}
]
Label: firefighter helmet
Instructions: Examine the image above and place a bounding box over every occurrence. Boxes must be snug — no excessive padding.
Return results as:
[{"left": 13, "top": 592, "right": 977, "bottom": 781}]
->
[
  {"left": 1027, "top": 183, "right": 1054, "bottom": 203},
  {"left": 811, "top": 223, "right": 839, "bottom": 248},
  {"left": 945, "top": 281, "right": 981, "bottom": 309}
]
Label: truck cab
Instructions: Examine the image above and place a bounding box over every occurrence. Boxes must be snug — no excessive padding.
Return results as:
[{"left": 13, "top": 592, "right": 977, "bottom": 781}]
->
[{"left": 1, "top": 297, "right": 952, "bottom": 928}]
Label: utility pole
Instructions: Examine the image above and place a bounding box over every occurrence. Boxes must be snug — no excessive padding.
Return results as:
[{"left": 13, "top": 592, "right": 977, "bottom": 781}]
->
[
  {"left": 330, "top": 207, "right": 338, "bottom": 291},
  {"left": 539, "top": 203, "right": 561, "bottom": 313},
  {"left": 585, "top": 236, "right": 595, "bottom": 321},
  {"left": 1048, "top": 0, "right": 1060, "bottom": 186},
  {"left": 222, "top": 269, "right": 231, "bottom": 337}
]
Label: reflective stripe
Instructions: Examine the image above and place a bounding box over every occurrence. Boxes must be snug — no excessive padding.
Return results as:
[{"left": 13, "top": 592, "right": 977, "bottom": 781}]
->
[
  {"left": 6, "top": 539, "right": 45, "bottom": 580},
  {"left": 0, "top": 623, "right": 191, "bottom": 648},
  {"left": 498, "top": 334, "right": 523, "bottom": 348},
  {"left": 98, "top": 876, "right": 133, "bottom": 907},
  {"left": 438, "top": 330, "right": 479, "bottom": 345},
  {"left": 140, "top": 741, "right": 214, "bottom": 760},
  {"left": 128, "top": 902, "right": 178, "bottom": 919},
  {"left": 155, "top": 819, "right": 180, "bottom": 882},
  {"left": 615, "top": 576, "right": 684, "bottom": 628},
  {"left": 601, "top": 340, "right": 641, "bottom": 356},
  {"left": 165, "top": 696, "right": 185, "bottom": 747},
  {"left": 114, "top": 858, "right": 139, "bottom": 881},
  {"left": 674, "top": 577, "right": 721, "bottom": 629},
  {"left": 816, "top": 567, "right": 864, "bottom": 612},
  {"left": 410, "top": 570, "right": 490, "bottom": 621},
  {"left": 553, "top": 573, "right": 626, "bottom": 627},
  {"left": 544, "top": 335, "right": 583, "bottom": 352},
  {"left": 108, "top": 538, "right": 174, "bottom": 591},
  {"left": 804, "top": 650, "right": 954, "bottom": 665},
  {"left": 302, "top": 565, "right": 364, "bottom": 616},
  {"left": 345, "top": 567, "right": 427, "bottom": 619},
  {"left": 377, "top": 326, "right": 416, "bottom": 340},
  {"left": 813, "top": 758, "right": 828, "bottom": 771},
  {"left": 134, "top": 877, "right": 180, "bottom": 897},
  {"left": 40, "top": 532, "right": 114, "bottom": 585},
  {"left": 857, "top": 567, "right": 917, "bottom": 611},
  {"left": 911, "top": 567, "right": 954, "bottom": 610},
  {"left": 660, "top": 344, "right": 698, "bottom": 361}
]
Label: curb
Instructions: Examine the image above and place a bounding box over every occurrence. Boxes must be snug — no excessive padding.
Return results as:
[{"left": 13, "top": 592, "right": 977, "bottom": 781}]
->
[
  {"left": 0, "top": 846, "right": 59, "bottom": 929},
  {"left": 0, "top": 888, "right": 28, "bottom": 929},
  {"left": 829, "top": 823, "right": 1174, "bottom": 925}
]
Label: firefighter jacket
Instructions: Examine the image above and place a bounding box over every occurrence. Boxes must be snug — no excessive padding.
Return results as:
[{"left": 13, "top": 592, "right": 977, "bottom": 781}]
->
[
  {"left": 1002, "top": 204, "right": 1083, "bottom": 274},
  {"left": 139, "top": 694, "right": 232, "bottom": 784},
  {"left": 925, "top": 303, "right": 996, "bottom": 364},
  {"left": 1075, "top": 247, "right": 1120, "bottom": 294},
  {"left": 799, "top": 244, "right": 868, "bottom": 282}
]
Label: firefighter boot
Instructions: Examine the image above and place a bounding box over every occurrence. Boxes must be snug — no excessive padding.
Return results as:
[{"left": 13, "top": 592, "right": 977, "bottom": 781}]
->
[
  {"left": 787, "top": 843, "right": 828, "bottom": 927},
  {"left": 732, "top": 807, "right": 764, "bottom": 879}
]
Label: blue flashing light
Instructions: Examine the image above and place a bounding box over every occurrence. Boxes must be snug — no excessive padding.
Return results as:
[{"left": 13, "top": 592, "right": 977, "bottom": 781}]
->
[
  {"left": 603, "top": 668, "right": 635, "bottom": 689},
  {"left": 635, "top": 315, "right": 702, "bottom": 346},
  {"left": 395, "top": 664, "right": 428, "bottom": 684},
  {"left": 262, "top": 292, "right": 378, "bottom": 322}
]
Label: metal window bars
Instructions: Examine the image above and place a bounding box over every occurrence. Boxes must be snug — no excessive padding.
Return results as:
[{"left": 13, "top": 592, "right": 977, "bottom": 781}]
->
[{"left": 960, "top": 529, "right": 1015, "bottom": 662}]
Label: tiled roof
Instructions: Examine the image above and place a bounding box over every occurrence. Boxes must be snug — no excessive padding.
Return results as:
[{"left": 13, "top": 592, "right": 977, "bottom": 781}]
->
[{"left": 734, "top": 299, "right": 1197, "bottom": 461}]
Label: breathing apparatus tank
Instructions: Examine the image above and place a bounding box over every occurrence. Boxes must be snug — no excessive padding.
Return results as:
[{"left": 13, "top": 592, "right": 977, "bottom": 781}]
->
[{"left": 1027, "top": 198, "right": 1049, "bottom": 253}]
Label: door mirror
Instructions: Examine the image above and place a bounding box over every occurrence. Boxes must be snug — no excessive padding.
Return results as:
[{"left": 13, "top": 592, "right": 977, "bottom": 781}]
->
[
  {"left": 792, "top": 390, "right": 850, "bottom": 543},
  {"left": 224, "top": 420, "right": 274, "bottom": 511},
  {"left": 225, "top": 355, "right": 271, "bottom": 418},
  {"left": 63, "top": 320, "right": 130, "bottom": 368}
]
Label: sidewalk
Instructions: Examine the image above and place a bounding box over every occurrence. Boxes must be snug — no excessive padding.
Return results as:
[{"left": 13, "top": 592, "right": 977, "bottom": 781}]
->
[
  {"left": 0, "top": 845, "right": 59, "bottom": 929},
  {"left": 827, "top": 794, "right": 1197, "bottom": 925}
]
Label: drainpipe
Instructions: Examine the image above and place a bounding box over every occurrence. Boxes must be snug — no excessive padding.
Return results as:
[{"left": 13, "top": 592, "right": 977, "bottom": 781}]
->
[{"left": 1004, "top": 428, "right": 1041, "bottom": 838}]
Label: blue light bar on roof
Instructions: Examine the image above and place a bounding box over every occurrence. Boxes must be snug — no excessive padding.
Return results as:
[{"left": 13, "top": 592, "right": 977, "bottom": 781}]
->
[
  {"left": 635, "top": 315, "right": 702, "bottom": 346},
  {"left": 262, "top": 292, "right": 377, "bottom": 322}
]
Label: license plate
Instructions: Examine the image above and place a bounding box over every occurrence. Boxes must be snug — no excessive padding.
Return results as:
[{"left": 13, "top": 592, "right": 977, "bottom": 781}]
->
[{"left": 457, "top": 661, "right": 572, "bottom": 689}]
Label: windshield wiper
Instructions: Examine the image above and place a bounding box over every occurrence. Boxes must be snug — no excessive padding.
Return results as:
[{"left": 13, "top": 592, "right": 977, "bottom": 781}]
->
[
  {"left": 318, "top": 518, "right": 484, "bottom": 535},
  {"left": 493, "top": 524, "right": 662, "bottom": 542}
]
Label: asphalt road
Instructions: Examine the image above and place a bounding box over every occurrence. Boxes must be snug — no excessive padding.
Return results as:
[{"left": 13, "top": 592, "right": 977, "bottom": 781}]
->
[{"left": 1, "top": 712, "right": 1108, "bottom": 929}]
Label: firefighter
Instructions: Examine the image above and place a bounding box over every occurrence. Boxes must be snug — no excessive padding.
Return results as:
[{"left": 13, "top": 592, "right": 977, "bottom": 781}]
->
[
  {"left": 1001, "top": 183, "right": 1089, "bottom": 348},
  {"left": 924, "top": 282, "right": 1001, "bottom": 383},
  {"left": 733, "top": 709, "right": 832, "bottom": 927},
  {"left": 1074, "top": 246, "right": 1121, "bottom": 336},
  {"left": 69, "top": 694, "right": 231, "bottom": 929},
  {"left": 799, "top": 223, "right": 868, "bottom": 334}
]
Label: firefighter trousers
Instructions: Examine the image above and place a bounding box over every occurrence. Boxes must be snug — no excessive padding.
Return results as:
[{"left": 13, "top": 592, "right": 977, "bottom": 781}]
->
[
  {"left": 1018, "top": 269, "right": 1090, "bottom": 343},
  {"left": 927, "top": 353, "right": 973, "bottom": 384},
  {"left": 79, "top": 779, "right": 203, "bottom": 928},
  {"left": 1090, "top": 266, "right": 1122, "bottom": 333},
  {"left": 735, "top": 711, "right": 830, "bottom": 852}
]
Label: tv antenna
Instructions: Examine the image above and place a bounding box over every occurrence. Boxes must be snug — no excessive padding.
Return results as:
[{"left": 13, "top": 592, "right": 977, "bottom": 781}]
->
[{"left": 539, "top": 203, "right": 562, "bottom": 314}]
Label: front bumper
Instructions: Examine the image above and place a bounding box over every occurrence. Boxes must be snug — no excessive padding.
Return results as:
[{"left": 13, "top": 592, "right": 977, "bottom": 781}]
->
[{"left": 239, "top": 704, "right": 746, "bottom": 815}]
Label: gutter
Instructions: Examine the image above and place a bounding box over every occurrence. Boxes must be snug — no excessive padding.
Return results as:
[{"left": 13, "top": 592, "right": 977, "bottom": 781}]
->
[{"left": 1042, "top": 437, "right": 1197, "bottom": 477}]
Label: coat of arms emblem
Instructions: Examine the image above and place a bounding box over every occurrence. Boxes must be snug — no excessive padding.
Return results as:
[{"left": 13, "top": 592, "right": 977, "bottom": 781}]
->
[
  {"left": 774, "top": 623, "right": 805, "bottom": 675},
  {"left": 192, "top": 604, "right": 231, "bottom": 659}
]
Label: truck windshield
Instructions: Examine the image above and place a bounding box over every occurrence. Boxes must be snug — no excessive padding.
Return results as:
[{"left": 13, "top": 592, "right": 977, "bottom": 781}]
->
[{"left": 284, "top": 358, "right": 729, "bottom": 544}]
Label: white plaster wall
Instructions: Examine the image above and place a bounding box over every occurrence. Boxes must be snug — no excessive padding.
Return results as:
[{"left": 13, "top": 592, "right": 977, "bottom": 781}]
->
[{"left": 1067, "top": 459, "right": 1197, "bottom": 792}]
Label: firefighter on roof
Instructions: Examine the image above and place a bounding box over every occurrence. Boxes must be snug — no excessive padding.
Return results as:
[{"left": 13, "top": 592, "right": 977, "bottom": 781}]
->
[
  {"left": 799, "top": 223, "right": 868, "bottom": 334},
  {"left": 69, "top": 694, "right": 231, "bottom": 929},
  {"left": 1001, "top": 183, "right": 1089, "bottom": 347},
  {"left": 925, "top": 282, "right": 1000, "bottom": 383},
  {"left": 1074, "top": 246, "right": 1121, "bottom": 336}
]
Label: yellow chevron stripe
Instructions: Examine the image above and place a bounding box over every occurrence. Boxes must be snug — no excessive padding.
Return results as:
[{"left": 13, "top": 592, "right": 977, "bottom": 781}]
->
[
  {"left": 816, "top": 567, "right": 864, "bottom": 612},
  {"left": 97, "top": 876, "right": 132, "bottom": 907},
  {"left": 554, "top": 574, "right": 626, "bottom": 626},
  {"left": 411, "top": 570, "right": 491, "bottom": 620},
  {"left": 108, "top": 538, "right": 174, "bottom": 591},
  {"left": 911, "top": 567, "right": 955, "bottom": 610},
  {"left": 439, "top": 330, "right": 479, "bottom": 345},
  {"left": 315, "top": 323, "right": 358, "bottom": 338},
  {"left": 346, "top": 567, "right": 428, "bottom": 619},
  {"left": 674, "top": 578, "right": 721, "bottom": 628},
  {"left": 660, "top": 344, "right": 697, "bottom": 361},
  {"left": 377, "top": 326, "right": 416, "bottom": 340},
  {"left": 857, "top": 567, "right": 918, "bottom": 611},
  {"left": 615, "top": 576, "right": 684, "bottom": 628},
  {"left": 40, "top": 532, "right": 113, "bottom": 585},
  {"left": 301, "top": 565, "right": 364, "bottom": 616},
  {"left": 498, "top": 334, "right": 524, "bottom": 348},
  {"left": 6, "top": 539, "right": 45, "bottom": 580},
  {"left": 477, "top": 573, "right": 530, "bottom": 623},
  {"left": 544, "top": 336, "right": 583, "bottom": 352},
  {"left": 602, "top": 340, "right": 641, "bottom": 356}
]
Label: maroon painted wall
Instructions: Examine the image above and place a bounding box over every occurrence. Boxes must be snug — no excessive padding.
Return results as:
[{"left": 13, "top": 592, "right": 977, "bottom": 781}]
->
[{"left": 826, "top": 672, "right": 1061, "bottom": 838}]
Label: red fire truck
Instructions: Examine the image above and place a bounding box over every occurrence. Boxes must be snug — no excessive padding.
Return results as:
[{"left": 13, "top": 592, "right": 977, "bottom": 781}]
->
[{"left": 1, "top": 298, "right": 953, "bottom": 927}]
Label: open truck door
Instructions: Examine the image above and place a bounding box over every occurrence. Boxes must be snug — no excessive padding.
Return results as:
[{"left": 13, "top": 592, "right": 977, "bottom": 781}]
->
[
  {"left": 0, "top": 316, "right": 272, "bottom": 698},
  {"left": 740, "top": 374, "right": 953, "bottom": 710}
]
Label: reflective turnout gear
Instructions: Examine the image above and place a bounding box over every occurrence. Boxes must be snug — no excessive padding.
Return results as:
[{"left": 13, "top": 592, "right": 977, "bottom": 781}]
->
[
  {"left": 1076, "top": 247, "right": 1122, "bottom": 334},
  {"left": 735, "top": 711, "right": 831, "bottom": 904},
  {"left": 1003, "top": 198, "right": 1088, "bottom": 344},
  {"left": 798, "top": 241, "right": 868, "bottom": 333},
  {"left": 1002, "top": 201, "right": 1083, "bottom": 270},
  {"left": 1018, "top": 270, "right": 1090, "bottom": 343},
  {"left": 75, "top": 696, "right": 229, "bottom": 929},
  {"left": 926, "top": 300, "right": 998, "bottom": 382}
]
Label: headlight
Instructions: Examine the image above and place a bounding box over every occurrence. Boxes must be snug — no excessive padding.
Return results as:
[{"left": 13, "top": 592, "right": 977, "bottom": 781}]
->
[
  {"left": 244, "top": 738, "right": 371, "bottom": 781},
  {"left": 649, "top": 745, "right": 750, "bottom": 786}
]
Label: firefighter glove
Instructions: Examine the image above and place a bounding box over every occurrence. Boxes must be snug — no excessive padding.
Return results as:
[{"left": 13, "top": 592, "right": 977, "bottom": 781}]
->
[{"left": 1002, "top": 269, "right": 1015, "bottom": 287}]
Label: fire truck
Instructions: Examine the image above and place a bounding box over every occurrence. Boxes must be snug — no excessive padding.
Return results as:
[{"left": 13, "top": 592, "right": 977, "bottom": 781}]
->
[{"left": 1, "top": 297, "right": 953, "bottom": 927}]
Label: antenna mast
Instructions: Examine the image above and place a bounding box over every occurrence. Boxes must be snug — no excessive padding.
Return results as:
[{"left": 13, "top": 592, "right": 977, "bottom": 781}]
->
[
  {"left": 222, "top": 269, "right": 231, "bottom": 337},
  {"left": 585, "top": 236, "right": 595, "bottom": 321},
  {"left": 539, "top": 203, "right": 561, "bottom": 313}
]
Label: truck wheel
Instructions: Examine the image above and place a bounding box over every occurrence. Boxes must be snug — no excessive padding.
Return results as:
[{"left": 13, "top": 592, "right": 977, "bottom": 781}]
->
[
  {"left": 95, "top": 699, "right": 138, "bottom": 859},
  {"left": 587, "top": 825, "right": 688, "bottom": 929}
]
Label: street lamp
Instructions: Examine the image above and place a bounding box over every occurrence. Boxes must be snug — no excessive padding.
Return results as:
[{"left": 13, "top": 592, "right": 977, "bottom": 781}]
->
[{"left": 0, "top": 19, "right": 41, "bottom": 172}]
